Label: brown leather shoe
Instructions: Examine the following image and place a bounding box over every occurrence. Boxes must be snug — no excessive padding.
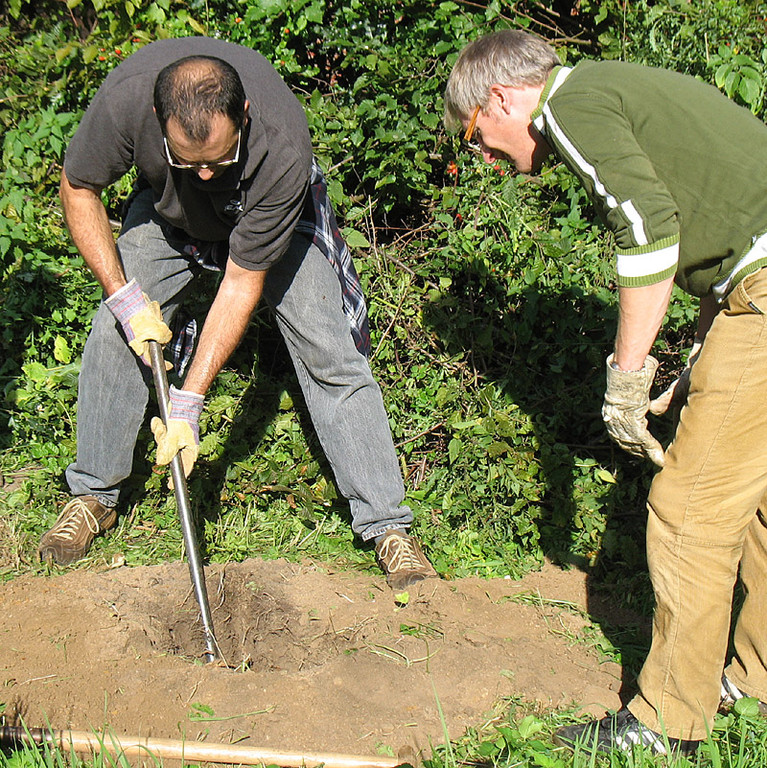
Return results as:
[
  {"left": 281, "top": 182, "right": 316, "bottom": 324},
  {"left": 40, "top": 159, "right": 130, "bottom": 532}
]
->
[
  {"left": 375, "top": 530, "right": 437, "bottom": 590},
  {"left": 39, "top": 496, "right": 117, "bottom": 565}
]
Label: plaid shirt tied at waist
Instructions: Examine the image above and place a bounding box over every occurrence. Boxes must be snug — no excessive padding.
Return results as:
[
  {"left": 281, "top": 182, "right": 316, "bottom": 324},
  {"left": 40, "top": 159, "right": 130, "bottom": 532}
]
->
[
  {"left": 170, "top": 157, "right": 371, "bottom": 373},
  {"left": 295, "top": 158, "right": 371, "bottom": 357}
]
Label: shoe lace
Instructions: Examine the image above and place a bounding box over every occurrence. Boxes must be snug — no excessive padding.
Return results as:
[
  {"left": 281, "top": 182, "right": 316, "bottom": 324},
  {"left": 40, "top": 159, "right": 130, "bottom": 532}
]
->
[
  {"left": 378, "top": 535, "right": 422, "bottom": 573},
  {"left": 51, "top": 499, "right": 101, "bottom": 541}
]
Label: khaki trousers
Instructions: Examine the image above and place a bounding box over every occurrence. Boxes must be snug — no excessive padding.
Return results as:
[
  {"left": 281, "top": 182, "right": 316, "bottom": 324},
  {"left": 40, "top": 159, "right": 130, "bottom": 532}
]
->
[{"left": 628, "top": 268, "right": 767, "bottom": 741}]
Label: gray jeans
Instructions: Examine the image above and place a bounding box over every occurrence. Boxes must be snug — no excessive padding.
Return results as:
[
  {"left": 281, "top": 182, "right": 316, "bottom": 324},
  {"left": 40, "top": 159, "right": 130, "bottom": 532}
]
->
[{"left": 65, "top": 189, "right": 412, "bottom": 540}]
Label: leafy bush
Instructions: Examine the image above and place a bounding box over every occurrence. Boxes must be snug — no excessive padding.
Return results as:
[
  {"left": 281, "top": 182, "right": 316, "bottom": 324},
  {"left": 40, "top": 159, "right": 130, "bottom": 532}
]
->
[
  {"left": 0, "top": 0, "right": 755, "bottom": 584},
  {"left": 581, "top": 0, "right": 767, "bottom": 115}
]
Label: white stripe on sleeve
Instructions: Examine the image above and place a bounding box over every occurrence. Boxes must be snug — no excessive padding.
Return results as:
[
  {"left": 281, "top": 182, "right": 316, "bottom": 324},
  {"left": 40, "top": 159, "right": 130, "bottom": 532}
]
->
[{"left": 617, "top": 241, "right": 678, "bottom": 279}]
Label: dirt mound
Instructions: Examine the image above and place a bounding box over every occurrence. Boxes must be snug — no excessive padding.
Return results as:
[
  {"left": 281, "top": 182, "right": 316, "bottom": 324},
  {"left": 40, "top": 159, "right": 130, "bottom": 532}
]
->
[{"left": 0, "top": 558, "right": 623, "bottom": 759}]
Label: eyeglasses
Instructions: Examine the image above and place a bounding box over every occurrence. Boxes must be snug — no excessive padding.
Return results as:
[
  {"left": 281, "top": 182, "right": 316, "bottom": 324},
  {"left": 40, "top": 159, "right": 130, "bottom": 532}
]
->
[
  {"left": 163, "top": 129, "right": 241, "bottom": 171},
  {"left": 463, "top": 105, "right": 481, "bottom": 142}
]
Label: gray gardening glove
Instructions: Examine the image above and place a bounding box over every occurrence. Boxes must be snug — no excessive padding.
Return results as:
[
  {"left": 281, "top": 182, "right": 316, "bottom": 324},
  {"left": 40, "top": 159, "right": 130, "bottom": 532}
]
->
[
  {"left": 602, "top": 353, "right": 665, "bottom": 467},
  {"left": 649, "top": 341, "right": 702, "bottom": 417}
]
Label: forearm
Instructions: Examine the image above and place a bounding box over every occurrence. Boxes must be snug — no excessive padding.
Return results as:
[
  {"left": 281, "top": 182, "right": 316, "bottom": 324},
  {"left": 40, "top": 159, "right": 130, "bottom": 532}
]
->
[
  {"left": 613, "top": 276, "right": 675, "bottom": 370},
  {"left": 60, "top": 168, "right": 127, "bottom": 296},
  {"left": 182, "top": 259, "right": 268, "bottom": 395}
]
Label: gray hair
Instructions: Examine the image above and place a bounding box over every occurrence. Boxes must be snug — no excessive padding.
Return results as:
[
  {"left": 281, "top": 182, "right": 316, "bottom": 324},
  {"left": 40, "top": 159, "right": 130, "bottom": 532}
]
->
[{"left": 444, "top": 30, "right": 561, "bottom": 131}]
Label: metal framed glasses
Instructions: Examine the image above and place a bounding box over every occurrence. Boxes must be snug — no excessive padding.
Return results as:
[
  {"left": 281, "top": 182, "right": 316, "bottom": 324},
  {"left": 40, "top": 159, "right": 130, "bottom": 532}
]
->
[
  {"left": 163, "top": 129, "right": 242, "bottom": 171},
  {"left": 463, "top": 105, "right": 481, "bottom": 142}
]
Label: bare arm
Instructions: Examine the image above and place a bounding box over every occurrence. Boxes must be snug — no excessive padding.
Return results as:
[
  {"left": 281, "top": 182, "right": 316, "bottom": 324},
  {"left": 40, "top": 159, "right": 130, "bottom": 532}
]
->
[
  {"left": 60, "top": 168, "right": 128, "bottom": 296},
  {"left": 613, "top": 275, "right": 675, "bottom": 371},
  {"left": 182, "top": 258, "right": 267, "bottom": 396}
]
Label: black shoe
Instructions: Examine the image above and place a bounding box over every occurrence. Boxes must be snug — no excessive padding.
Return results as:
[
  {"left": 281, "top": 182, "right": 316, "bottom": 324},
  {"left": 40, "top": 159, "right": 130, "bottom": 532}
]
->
[{"left": 554, "top": 708, "right": 700, "bottom": 756}]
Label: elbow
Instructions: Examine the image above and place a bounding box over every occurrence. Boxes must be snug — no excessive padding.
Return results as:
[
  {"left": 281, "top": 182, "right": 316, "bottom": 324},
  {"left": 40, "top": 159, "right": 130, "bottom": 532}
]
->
[
  {"left": 59, "top": 167, "right": 102, "bottom": 210},
  {"left": 59, "top": 167, "right": 81, "bottom": 208}
]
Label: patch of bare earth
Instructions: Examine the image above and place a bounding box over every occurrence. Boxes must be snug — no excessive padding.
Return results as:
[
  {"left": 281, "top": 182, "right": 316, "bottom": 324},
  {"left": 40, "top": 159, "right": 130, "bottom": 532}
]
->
[{"left": 0, "top": 558, "right": 623, "bottom": 759}]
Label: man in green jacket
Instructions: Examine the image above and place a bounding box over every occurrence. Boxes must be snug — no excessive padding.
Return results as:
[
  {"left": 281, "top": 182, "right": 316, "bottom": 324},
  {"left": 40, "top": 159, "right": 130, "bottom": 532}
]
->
[{"left": 445, "top": 29, "right": 767, "bottom": 756}]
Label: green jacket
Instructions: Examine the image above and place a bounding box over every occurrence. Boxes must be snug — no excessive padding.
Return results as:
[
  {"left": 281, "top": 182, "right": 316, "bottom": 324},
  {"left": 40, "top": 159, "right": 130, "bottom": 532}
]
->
[{"left": 531, "top": 60, "right": 767, "bottom": 298}]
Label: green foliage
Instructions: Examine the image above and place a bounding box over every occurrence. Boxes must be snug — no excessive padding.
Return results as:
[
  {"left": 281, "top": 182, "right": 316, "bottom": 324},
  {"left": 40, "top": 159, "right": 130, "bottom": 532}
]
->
[
  {"left": 0, "top": 0, "right": 754, "bottom": 594},
  {"left": 2, "top": 0, "right": 767, "bottom": 761},
  {"left": 221, "top": 0, "right": 490, "bottom": 219},
  {"left": 580, "top": 0, "right": 767, "bottom": 117},
  {"left": 710, "top": 44, "right": 767, "bottom": 113},
  {"left": 1, "top": 702, "right": 766, "bottom": 768},
  {"left": 424, "top": 697, "right": 767, "bottom": 768}
]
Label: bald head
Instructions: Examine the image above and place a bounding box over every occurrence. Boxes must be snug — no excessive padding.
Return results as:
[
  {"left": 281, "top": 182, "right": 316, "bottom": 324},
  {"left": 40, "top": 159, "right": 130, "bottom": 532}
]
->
[{"left": 154, "top": 55, "right": 246, "bottom": 141}]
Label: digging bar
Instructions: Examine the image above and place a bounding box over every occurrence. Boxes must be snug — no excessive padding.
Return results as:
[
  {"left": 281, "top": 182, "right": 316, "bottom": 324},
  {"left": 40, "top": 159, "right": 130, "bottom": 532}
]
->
[
  {"left": 0, "top": 726, "right": 410, "bottom": 768},
  {"left": 148, "top": 339, "right": 218, "bottom": 663}
]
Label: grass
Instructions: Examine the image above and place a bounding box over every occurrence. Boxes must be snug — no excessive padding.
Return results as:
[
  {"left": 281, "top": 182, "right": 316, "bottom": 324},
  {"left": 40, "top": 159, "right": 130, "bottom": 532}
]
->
[
  {"left": 425, "top": 697, "right": 767, "bottom": 768},
  {"left": 0, "top": 726, "right": 137, "bottom": 768},
  {"left": 4, "top": 694, "right": 766, "bottom": 768},
  {"left": 2, "top": 706, "right": 767, "bottom": 768}
]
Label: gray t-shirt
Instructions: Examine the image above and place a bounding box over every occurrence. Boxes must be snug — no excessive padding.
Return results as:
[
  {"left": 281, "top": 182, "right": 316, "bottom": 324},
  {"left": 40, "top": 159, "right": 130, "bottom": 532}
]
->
[{"left": 64, "top": 37, "right": 313, "bottom": 271}]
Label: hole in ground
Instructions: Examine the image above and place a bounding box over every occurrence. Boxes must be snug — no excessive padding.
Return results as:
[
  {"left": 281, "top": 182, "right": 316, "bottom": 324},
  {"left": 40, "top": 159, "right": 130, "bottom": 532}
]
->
[{"left": 145, "top": 568, "right": 348, "bottom": 670}]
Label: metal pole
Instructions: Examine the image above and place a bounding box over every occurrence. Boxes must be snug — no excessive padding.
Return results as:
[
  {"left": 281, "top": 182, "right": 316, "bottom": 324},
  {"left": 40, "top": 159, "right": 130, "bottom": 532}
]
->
[{"left": 148, "top": 340, "right": 218, "bottom": 662}]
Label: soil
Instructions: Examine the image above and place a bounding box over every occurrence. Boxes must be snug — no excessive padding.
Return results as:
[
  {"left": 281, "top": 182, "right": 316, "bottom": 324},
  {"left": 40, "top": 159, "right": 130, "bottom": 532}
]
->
[{"left": 0, "top": 556, "right": 629, "bottom": 763}]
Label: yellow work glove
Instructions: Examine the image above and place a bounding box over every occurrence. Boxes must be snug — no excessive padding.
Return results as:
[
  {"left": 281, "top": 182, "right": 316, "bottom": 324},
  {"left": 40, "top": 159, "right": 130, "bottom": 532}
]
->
[
  {"left": 150, "top": 386, "right": 205, "bottom": 479},
  {"left": 602, "top": 353, "right": 666, "bottom": 467},
  {"left": 105, "top": 279, "right": 172, "bottom": 366}
]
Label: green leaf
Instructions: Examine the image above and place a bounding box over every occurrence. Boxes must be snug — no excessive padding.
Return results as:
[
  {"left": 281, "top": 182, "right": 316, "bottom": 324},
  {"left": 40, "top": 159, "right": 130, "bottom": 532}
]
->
[
  {"left": 373, "top": 174, "right": 397, "bottom": 190},
  {"left": 198, "top": 432, "right": 219, "bottom": 457},
  {"left": 733, "top": 696, "right": 762, "bottom": 718},
  {"left": 487, "top": 440, "right": 511, "bottom": 457},
  {"left": 715, "top": 63, "right": 730, "bottom": 90},
  {"left": 476, "top": 740, "right": 499, "bottom": 757},
  {"left": 595, "top": 468, "right": 616, "bottom": 484},
  {"left": 188, "top": 701, "right": 215, "bottom": 720},
  {"left": 305, "top": 2, "right": 324, "bottom": 23},
  {"left": 517, "top": 714, "right": 545, "bottom": 739},
  {"left": 739, "top": 76, "right": 760, "bottom": 108},
  {"left": 82, "top": 45, "right": 99, "bottom": 64},
  {"left": 53, "top": 336, "right": 72, "bottom": 364},
  {"left": 55, "top": 44, "right": 75, "bottom": 62},
  {"left": 342, "top": 227, "right": 371, "bottom": 249},
  {"left": 187, "top": 16, "right": 206, "bottom": 34},
  {"left": 23, "top": 361, "right": 48, "bottom": 384}
]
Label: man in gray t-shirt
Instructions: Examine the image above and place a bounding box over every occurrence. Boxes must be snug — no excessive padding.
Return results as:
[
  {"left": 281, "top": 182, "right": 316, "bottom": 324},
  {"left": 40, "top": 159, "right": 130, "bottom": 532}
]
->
[{"left": 40, "top": 38, "right": 437, "bottom": 590}]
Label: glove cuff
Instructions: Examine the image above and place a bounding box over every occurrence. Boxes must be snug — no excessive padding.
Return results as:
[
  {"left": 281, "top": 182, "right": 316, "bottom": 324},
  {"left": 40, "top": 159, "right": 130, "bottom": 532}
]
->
[
  {"left": 105, "top": 278, "right": 146, "bottom": 325},
  {"left": 169, "top": 385, "right": 204, "bottom": 428},
  {"left": 604, "top": 354, "right": 659, "bottom": 406}
]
